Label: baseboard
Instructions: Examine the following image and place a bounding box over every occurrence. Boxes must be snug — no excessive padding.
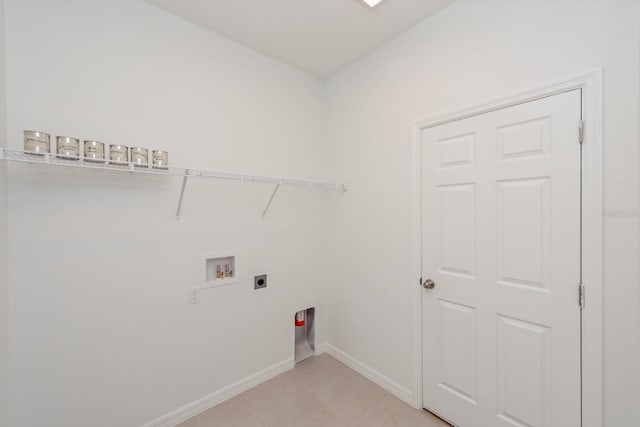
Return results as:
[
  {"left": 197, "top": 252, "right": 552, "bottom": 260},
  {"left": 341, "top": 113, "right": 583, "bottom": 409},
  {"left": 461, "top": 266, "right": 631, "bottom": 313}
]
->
[
  {"left": 141, "top": 357, "right": 295, "bottom": 427},
  {"left": 315, "top": 342, "right": 328, "bottom": 355},
  {"left": 324, "top": 344, "right": 414, "bottom": 407},
  {"left": 142, "top": 343, "right": 413, "bottom": 426}
]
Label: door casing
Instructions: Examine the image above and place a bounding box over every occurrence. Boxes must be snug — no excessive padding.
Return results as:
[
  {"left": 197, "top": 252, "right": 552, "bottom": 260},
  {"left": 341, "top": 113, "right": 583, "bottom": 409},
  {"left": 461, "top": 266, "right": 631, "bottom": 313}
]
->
[{"left": 411, "top": 69, "right": 603, "bottom": 427}]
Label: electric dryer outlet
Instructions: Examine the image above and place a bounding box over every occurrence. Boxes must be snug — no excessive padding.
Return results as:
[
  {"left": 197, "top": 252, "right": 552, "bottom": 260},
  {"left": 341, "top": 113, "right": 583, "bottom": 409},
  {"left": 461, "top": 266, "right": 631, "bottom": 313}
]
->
[{"left": 254, "top": 274, "right": 267, "bottom": 289}]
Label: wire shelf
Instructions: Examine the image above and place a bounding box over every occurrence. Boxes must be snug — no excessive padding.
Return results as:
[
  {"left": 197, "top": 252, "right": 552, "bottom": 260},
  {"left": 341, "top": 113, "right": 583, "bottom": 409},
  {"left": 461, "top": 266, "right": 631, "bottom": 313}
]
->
[
  {"left": 0, "top": 147, "right": 346, "bottom": 218},
  {"left": 0, "top": 148, "right": 345, "bottom": 190}
]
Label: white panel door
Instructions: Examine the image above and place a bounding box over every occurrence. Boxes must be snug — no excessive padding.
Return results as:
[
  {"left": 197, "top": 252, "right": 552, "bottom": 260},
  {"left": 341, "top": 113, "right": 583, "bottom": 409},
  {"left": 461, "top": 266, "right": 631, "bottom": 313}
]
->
[{"left": 422, "top": 90, "right": 581, "bottom": 427}]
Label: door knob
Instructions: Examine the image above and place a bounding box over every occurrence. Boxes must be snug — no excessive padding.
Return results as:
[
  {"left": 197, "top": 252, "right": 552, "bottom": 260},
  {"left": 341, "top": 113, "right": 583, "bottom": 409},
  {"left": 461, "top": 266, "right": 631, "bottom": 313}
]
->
[{"left": 423, "top": 278, "right": 435, "bottom": 289}]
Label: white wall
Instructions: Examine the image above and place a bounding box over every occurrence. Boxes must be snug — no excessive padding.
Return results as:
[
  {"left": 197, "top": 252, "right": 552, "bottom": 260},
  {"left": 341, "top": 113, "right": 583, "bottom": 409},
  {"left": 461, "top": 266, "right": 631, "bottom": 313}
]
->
[
  {"left": 0, "top": 0, "right": 9, "bottom": 423},
  {"left": 5, "top": 1, "right": 329, "bottom": 426},
  {"left": 326, "top": 0, "right": 640, "bottom": 425},
  {"left": 6, "top": 1, "right": 640, "bottom": 426}
]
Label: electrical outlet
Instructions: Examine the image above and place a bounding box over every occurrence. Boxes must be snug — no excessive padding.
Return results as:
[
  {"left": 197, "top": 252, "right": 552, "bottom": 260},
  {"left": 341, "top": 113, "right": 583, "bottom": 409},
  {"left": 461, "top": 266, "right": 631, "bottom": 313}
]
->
[
  {"left": 254, "top": 274, "right": 267, "bottom": 290},
  {"left": 188, "top": 287, "right": 200, "bottom": 304}
]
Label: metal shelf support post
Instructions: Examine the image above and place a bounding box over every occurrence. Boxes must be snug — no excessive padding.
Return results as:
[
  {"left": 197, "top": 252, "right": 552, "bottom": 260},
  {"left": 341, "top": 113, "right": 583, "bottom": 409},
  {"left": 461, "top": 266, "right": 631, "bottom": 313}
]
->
[
  {"left": 262, "top": 183, "right": 281, "bottom": 217},
  {"left": 176, "top": 169, "right": 190, "bottom": 220}
]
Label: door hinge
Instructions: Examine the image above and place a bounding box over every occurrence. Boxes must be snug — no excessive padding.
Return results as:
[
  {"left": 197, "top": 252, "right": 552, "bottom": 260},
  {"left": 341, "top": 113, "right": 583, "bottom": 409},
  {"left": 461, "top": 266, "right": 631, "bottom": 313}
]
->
[
  {"left": 419, "top": 277, "right": 422, "bottom": 286},
  {"left": 578, "top": 120, "right": 585, "bottom": 144},
  {"left": 578, "top": 284, "right": 585, "bottom": 309}
]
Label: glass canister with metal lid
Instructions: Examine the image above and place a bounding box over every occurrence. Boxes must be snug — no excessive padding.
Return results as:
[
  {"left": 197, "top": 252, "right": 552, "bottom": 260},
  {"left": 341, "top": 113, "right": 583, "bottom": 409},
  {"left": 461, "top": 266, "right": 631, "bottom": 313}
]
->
[
  {"left": 152, "top": 150, "right": 168, "bottom": 169},
  {"left": 109, "top": 144, "right": 129, "bottom": 164},
  {"left": 84, "top": 140, "right": 105, "bottom": 163},
  {"left": 56, "top": 136, "right": 80, "bottom": 160},
  {"left": 131, "top": 147, "right": 149, "bottom": 167},
  {"left": 23, "top": 130, "right": 50, "bottom": 155}
]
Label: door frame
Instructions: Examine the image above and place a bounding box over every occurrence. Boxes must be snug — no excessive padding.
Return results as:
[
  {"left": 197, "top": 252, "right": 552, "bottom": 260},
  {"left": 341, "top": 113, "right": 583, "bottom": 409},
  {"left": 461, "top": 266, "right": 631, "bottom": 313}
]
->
[{"left": 411, "top": 69, "right": 603, "bottom": 427}]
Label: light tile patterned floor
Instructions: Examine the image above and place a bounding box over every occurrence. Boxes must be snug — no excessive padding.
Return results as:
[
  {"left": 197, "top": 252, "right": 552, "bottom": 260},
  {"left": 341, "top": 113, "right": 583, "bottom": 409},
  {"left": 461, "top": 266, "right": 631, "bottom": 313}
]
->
[{"left": 178, "top": 354, "right": 451, "bottom": 427}]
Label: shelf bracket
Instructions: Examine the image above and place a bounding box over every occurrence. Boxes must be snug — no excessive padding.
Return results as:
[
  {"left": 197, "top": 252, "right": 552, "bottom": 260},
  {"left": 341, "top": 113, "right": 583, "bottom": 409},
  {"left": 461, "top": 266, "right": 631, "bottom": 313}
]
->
[
  {"left": 176, "top": 169, "right": 190, "bottom": 220},
  {"left": 262, "top": 183, "right": 281, "bottom": 217}
]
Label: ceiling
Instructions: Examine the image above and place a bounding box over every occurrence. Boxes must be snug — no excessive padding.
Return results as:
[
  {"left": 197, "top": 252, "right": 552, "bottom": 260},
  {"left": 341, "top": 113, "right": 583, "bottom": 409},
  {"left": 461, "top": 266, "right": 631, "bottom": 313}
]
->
[{"left": 144, "top": 0, "right": 455, "bottom": 79}]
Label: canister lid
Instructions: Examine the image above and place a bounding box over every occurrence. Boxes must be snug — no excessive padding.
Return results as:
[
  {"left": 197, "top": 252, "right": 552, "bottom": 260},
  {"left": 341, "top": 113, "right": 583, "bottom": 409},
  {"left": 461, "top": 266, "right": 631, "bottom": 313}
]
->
[
  {"left": 56, "top": 136, "right": 79, "bottom": 142},
  {"left": 24, "top": 130, "right": 50, "bottom": 137}
]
